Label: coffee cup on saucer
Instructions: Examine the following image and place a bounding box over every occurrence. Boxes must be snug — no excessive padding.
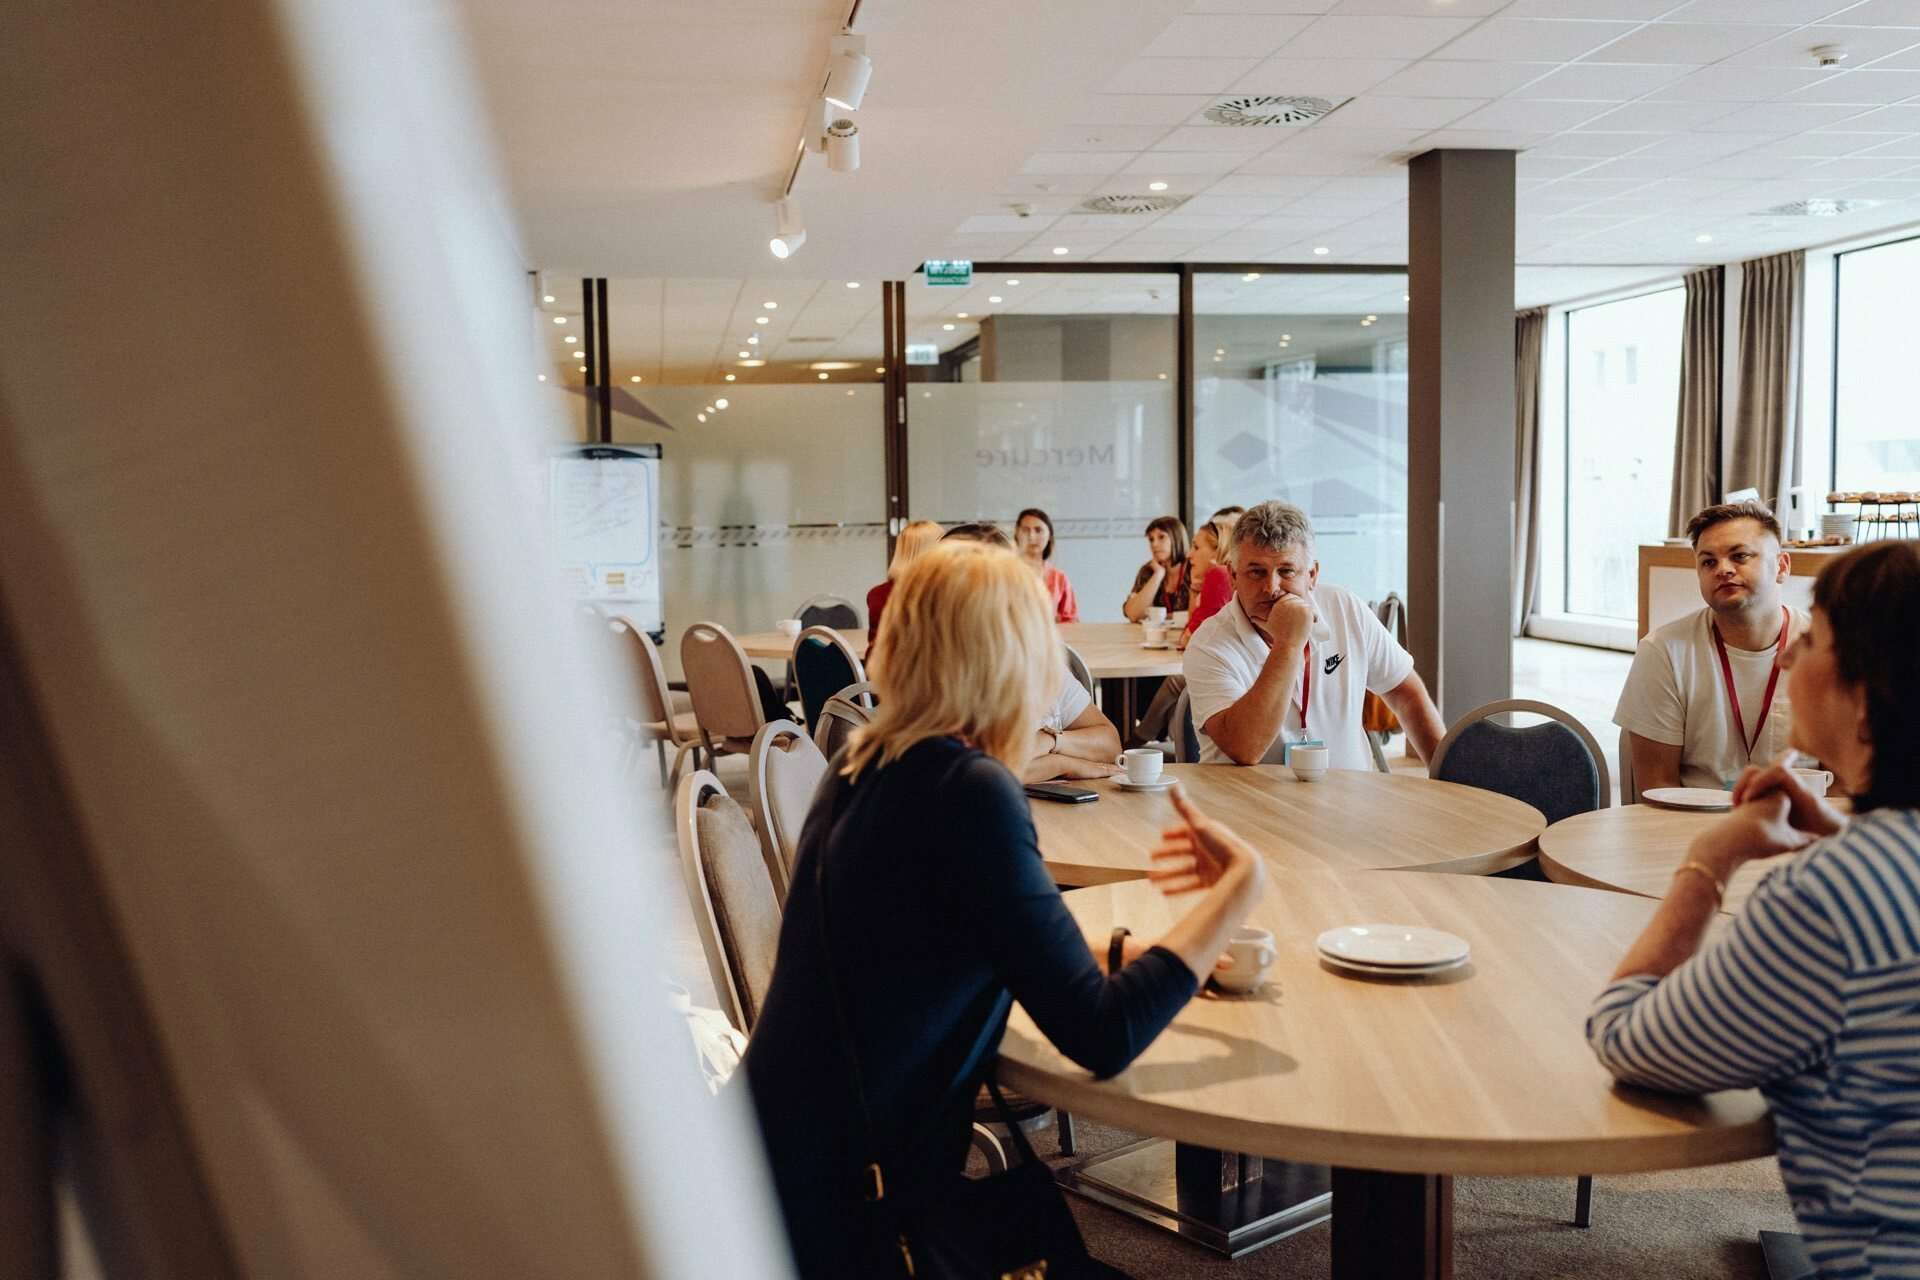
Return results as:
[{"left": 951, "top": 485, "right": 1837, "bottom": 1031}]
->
[
  {"left": 1214, "top": 926, "right": 1276, "bottom": 993},
  {"left": 1145, "top": 605, "right": 1167, "bottom": 625},
  {"left": 1168, "top": 610, "right": 1190, "bottom": 628},
  {"left": 1116, "top": 748, "right": 1164, "bottom": 785},
  {"left": 1289, "top": 744, "right": 1330, "bottom": 782},
  {"left": 1142, "top": 621, "right": 1168, "bottom": 648},
  {"left": 1792, "top": 767, "right": 1834, "bottom": 798},
  {"left": 775, "top": 618, "right": 801, "bottom": 638}
]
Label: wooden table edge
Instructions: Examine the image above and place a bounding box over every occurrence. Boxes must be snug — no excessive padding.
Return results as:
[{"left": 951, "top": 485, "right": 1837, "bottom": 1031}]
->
[{"left": 995, "top": 1056, "right": 1776, "bottom": 1177}]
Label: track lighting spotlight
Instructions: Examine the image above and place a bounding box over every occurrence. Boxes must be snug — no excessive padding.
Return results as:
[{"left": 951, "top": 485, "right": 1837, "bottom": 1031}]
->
[
  {"left": 809, "top": 100, "right": 831, "bottom": 153},
  {"left": 826, "top": 117, "right": 860, "bottom": 173},
  {"left": 769, "top": 199, "right": 806, "bottom": 259},
  {"left": 823, "top": 35, "right": 871, "bottom": 111}
]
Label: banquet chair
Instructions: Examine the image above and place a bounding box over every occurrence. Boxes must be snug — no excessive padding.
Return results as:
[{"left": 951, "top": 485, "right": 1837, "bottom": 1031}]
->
[
  {"left": 681, "top": 622, "right": 766, "bottom": 771},
  {"left": 1064, "top": 645, "right": 1094, "bottom": 699},
  {"left": 675, "top": 770, "right": 783, "bottom": 1033},
  {"left": 1618, "top": 727, "right": 1639, "bottom": 806},
  {"left": 792, "top": 626, "right": 867, "bottom": 733},
  {"left": 1169, "top": 688, "right": 1201, "bottom": 764},
  {"left": 793, "top": 593, "right": 860, "bottom": 632},
  {"left": 749, "top": 719, "right": 828, "bottom": 905},
  {"left": 812, "top": 684, "right": 878, "bottom": 760},
  {"left": 1429, "top": 697, "right": 1609, "bottom": 1227},
  {"left": 611, "top": 614, "right": 702, "bottom": 788}
]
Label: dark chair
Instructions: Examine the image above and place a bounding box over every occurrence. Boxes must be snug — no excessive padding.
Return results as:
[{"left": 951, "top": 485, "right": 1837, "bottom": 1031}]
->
[
  {"left": 1170, "top": 688, "right": 1201, "bottom": 764},
  {"left": 812, "top": 683, "right": 879, "bottom": 760},
  {"left": 1064, "top": 645, "right": 1094, "bottom": 698},
  {"left": 1428, "top": 696, "right": 1610, "bottom": 1227},
  {"left": 1618, "top": 726, "right": 1639, "bottom": 806},
  {"left": 792, "top": 626, "right": 866, "bottom": 732},
  {"left": 794, "top": 593, "right": 860, "bottom": 632}
]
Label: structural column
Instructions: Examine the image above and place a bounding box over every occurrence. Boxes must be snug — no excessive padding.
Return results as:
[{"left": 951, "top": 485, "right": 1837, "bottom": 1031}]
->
[{"left": 1407, "top": 149, "right": 1516, "bottom": 722}]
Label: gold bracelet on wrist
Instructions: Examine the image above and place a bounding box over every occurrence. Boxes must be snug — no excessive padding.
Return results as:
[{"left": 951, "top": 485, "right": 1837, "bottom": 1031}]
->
[{"left": 1673, "top": 860, "right": 1726, "bottom": 900}]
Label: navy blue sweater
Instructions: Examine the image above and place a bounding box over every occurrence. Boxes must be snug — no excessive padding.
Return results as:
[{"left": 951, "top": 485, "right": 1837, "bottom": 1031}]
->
[{"left": 741, "top": 735, "right": 1197, "bottom": 1278}]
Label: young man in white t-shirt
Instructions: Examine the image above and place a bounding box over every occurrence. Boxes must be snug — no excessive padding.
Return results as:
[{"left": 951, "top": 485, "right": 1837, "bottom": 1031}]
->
[
  {"left": 1183, "top": 501, "right": 1445, "bottom": 770},
  {"left": 1613, "top": 501, "right": 1806, "bottom": 792}
]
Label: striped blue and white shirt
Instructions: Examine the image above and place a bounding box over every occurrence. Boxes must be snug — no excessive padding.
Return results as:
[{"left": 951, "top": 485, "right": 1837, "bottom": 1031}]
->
[{"left": 1590, "top": 808, "right": 1920, "bottom": 1280}]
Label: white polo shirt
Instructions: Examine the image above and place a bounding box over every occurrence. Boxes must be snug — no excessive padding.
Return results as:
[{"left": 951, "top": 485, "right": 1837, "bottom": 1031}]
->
[
  {"left": 1183, "top": 582, "right": 1413, "bottom": 769},
  {"left": 1613, "top": 606, "right": 1807, "bottom": 790},
  {"left": 1042, "top": 669, "right": 1093, "bottom": 733}
]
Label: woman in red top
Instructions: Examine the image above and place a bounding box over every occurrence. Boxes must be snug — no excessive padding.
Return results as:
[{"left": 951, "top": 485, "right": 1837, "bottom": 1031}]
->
[
  {"left": 866, "top": 519, "right": 943, "bottom": 647},
  {"left": 1180, "top": 516, "right": 1237, "bottom": 650},
  {"left": 1013, "top": 507, "right": 1079, "bottom": 623}
]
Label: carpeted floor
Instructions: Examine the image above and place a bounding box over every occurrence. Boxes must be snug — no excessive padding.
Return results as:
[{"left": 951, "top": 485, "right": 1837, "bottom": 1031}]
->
[{"left": 1022, "top": 1117, "right": 1796, "bottom": 1279}]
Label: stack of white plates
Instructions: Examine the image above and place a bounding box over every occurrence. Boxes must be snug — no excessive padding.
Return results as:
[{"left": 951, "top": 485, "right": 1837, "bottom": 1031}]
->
[
  {"left": 1821, "top": 513, "right": 1857, "bottom": 540},
  {"left": 1315, "top": 924, "right": 1470, "bottom": 977},
  {"left": 1640, "top": 786, "right": 1731, "bottom": 811}
]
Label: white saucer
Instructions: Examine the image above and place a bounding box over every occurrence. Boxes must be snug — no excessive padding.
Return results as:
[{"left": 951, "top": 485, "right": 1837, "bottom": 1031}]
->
[
  {"left": 1641, "top": 787, "right": 1732, "bottom": 811},
  {"left": 1139, "top": 642, "right": 1172, "bottom": 650},
  {"left": 1321, "top": 952, "right": 1468, "bottom": 979},
  {"left": 1317, "top": 923, "right": 1470, "bottom": 968},
  {"left": 1116, "top": 777, "right": 1174, "bottom": 792}
]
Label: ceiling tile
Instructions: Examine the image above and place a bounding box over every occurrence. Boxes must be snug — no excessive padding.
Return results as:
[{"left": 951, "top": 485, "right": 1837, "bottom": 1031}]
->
[
  {"left": 1188, "top": 0, "right": 1341, "bottom": 15},
  {"left": 1587, "top": 23, "right": 1796, "bottom": 64},
  {"left": 1228, "top": 56, "right": 1411, "bottom": 96},
  {"left": 1856, "top": 135, "right": 1920, "bottom": 157},
  {"left": 1041, "top": 125, "right": 1176, "bottom": 152},
  {"left": 1153, "top": 125, "right": 1292, "bottom": 151},
  {"left": 1834, "top": 0, "right": 1920, "bottom": 23},
  {"left": 1450, "top": 99, "right": 1612, "bottom": 131},
  {"left": 1510, "top": 61, "right": 1701, "bottom": 99},
  {"left": 1050, "top": 212, "right": 1154, "bottom": 230},
  {"left": 1093, "top": 174, "right": 1211, "bottom": 196},
  {"left": 1107, "top": 58, "right": 1264, "bottom": 94},
  {"left": 1235, "top": 150, "right": 1374, "bottom": 174},
  {"left": 1831, "top": 103, "right": 1920, "bottom": 131},
  {"left": 1072, "top": 94, "right": 1217, "bottom": 126},
  {"left": 1803, "top": 155, "right": 1920, "bottom": 180},
  {"left": 1830, "top": 178, "right": 1920, "bottom": 198},
  {"left": 1432, "top": 19, "right": 1638, "bottom": 61},
  {"left": 1317, "top": 96, "right": 1485, "bottom": 128},
  {"left": 1327, "top": 0, "right": 1509, "bottom": 12},
  {"left": 1574, "top": 154, "right": 1703, "bottom": 180},
  {"left": 1578, "top": 99, "right": 1741, "bottom": 130},
  {"left": 1182, "top": 194, "right": 1302, "bottom": 216},
  {"left": 1284, "top": 194, "right": 1403, "bottom": 215},
  {"left": 1018, "top": 152, "right": 1133, "bottom": 175},
  {"left": 1154, "top": 213, "right": 1262, "bottom": 229},
  {"left": 1782, "top": 68, "right": 1920, "bottom": 103},
  {"left": 1418, "top": 127, "right": 1556, "bottom": 147},
  {"left": 1501, "top": 0, "right": 1684, "bottom": 16},
  {"left": 1699, "top": 102, "right": 1875, "bottom": 131},
  {"left": 1732, "top": 26, "right": 1920, "bottom": 68},
  {"left": 957, "top": 214, "right": 1059, "bottom": 234},
  {"left": 998, "top": 174, "right": 1111, "bottom": 196},
  {"left": 1369, "top": 60, "right": 1558, "bottom": 97},
  {"left": 1667, "top": 0, "right": 1860, "bottom": 20},
  {"left": 1518, "top": 153, "right": 1606, "bottom": 177},
  {"left": 1866, "top": 44, "right": 1920, "bottom": 69},
  {"left": 1277, "top": 15, "right": 1479, "bottom": 59},
  {"left": 1268, "top": 125, "right": 1428, "bottom": 152},
  {"left": 1142, "top": 14, "right": 1317, "bottom": 58},
  {"left": 1205, "top": 174, "right": 1333, "bottom": 195},
  {"left": 1121, "top": 150, "right": 1264, "bottom": 173},
  {"left": 1646, "top": 65, "right": 1833, "bottom": 99},
  {"left": 1534, "top": 130, "right": 1662, "bottom": 155},
  {"left": 1635, "top": 130, "right": 1780, "bottom": 156}
]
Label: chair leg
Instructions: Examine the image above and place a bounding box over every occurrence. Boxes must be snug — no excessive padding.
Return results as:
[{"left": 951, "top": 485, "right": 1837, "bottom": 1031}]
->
[
  {"left": 655, "top": 740, "right": 668, "bottom": 788},
  {"left": 970, "top": 1123, "right": 1008, "bottom": 1175},
  {"left": 1573, "top": 1174, "right": 1594, "bottom": 1228},
  {"left": 667, "top": 743, "right": 695, "bottom": 790},
  {"left": 1369, "top": 730, "right": 1390, "bottom": 774},
  {"left": 1057, "top": 1109, "right": 1076, "bottom": 1157}
]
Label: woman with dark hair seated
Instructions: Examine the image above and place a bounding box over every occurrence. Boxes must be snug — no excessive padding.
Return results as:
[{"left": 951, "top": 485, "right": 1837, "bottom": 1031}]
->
[
  {"left": 1015, "top": 506, "right": 1079, "bottom": 623},
  {"left": 743, "top": 539, "right": 1266, "bottom": 1279},
  {"left": 1122, "top": 515, "right": 1190, "bottom": 622},
  {"left": 1589, "top": 540, "right": 1920, "bottom": 1279}
]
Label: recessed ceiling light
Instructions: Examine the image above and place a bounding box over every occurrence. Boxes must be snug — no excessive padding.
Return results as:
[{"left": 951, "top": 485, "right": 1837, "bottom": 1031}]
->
[
  {"left": 1148, "top": 181, "right": 1168, "bottom": 192},
  {"left": 818, "top": 372, "right": 829, "bottom": 380},
  {"left": 1051, "top": 246, "right": 1069, "bottom": 255},
  {"left": 1365, "top": 314, "right": 1377, "bottom": 321},
  {"left": 630, "top": 374, "right": 641, "bottom": 383},
  {"left": 552, "top": 316, "right": 566, "bottom": 325},
  {"left": 809, "top": 362, "right": 860, "bottom": 370},
  {"left": 1158, "top": 372, "right": 1167, "bottom": 379},
  {"left": 542, "top": 294, "right": 555, "bottom": 303},
  {"left": 739, "top": 350, "right": 751, "bottom": 358},
  {"left": 957, "top": 312, "right": 969, "bottom": 319},
  {"left": 563, "top": 335, "right": 577, "bottom": 344},
  {"left": 874, "top": 366, "right": 884, "bottom": 373},
  {"left": 1213, "top": 355, "right": 1222, "bottom": 361},
  {"left": 755, "top": 315, "right": 770, "bottom": 324},
  {"left": 1696, "top": 234, "right": 1713, "bottom": 243},
  {"left": 1006, "top": 279, "right": 1020, "bottom": 286},
  {"left": 704, "top": 405, "right": 714, "bottom": 414},
  {"left": 1403, "top": 294, "right": 1411, "bottom": 302},
  {"left": 716, "top": 398, "right": 728, "bottom": 408},
  {"left": 1242, "top": 272, "right": 1260, "bottom": 282},
  {"left": 943, "top": 323, "right": 956, "bottom": 330},
  {"left": 698, "top": 413, "right": 707, "bottom": 422},
  {"left": 1281, "top": 333, "right": 1291, "bottom": 340},
  {"left": 739, "top": 359, "right": 765, "bottom": 367},
  {"left": 1312, "top": 246, "right": 1330, "bottom": 256},
  {"left": 988, "top": 295, "right": 1002, "bottom": 303},
  {"left": 847, "top": 389, "right": 856, "bottom": 396},
  {"left": 846, "top": 281, "right": 860, "bottom": 288},
  {"left": 763, "top": 301, "right": 777, "bottom": 309},
  {"left": 537, "top": 374, "right": 547, "bottom": 382},
  {"left": 748, "top": 334, "right": 759, "bottom": 344},
  {"left": 725, "top": 373, "right": 736, "bottom": 381}
]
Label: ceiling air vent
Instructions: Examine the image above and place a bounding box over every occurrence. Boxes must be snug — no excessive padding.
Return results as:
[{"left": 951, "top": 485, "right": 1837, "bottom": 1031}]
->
[
  {"left": 1759, "top": 198, "right": 1881, "bottom": 217},
  {"left": 1078, "top": 194, "right": 1189, "bottom": 215},
  {"left": 1204, "top": 95, "right": 1340, "bottom": 127}
]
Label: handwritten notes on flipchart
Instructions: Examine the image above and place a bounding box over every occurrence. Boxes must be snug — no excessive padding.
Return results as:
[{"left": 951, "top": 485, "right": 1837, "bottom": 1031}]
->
[{"left": 550, "top": 445, "right": 661, "bottom": 629}]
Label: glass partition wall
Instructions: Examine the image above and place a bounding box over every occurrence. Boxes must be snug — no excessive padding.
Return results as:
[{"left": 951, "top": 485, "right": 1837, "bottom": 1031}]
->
[
  {"left": 904, "top": 271, "right": 1179, "bottom": 621},
  {"left": 1193, "top": 271, "right": 1409, "bottom": 605}
]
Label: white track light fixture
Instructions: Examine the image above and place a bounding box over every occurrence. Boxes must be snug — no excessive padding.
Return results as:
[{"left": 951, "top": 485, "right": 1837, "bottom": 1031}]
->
[
  {"left": 809, "top": 99, "right": 831, "bottom": 153},
  {"left": 826, "top": 117, "right": 859, "bottom": 173},
  {"left": 823, "top": 35, "right": 871, "bottom": 111},
  {"left": 769, "top": 199, "right": 806, "bottom": 259}
]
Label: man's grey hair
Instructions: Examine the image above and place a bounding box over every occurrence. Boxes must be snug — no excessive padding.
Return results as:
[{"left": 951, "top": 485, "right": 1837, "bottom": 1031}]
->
[{"left": 1228, "top": 500, "right": 1315, "bottom": 565}]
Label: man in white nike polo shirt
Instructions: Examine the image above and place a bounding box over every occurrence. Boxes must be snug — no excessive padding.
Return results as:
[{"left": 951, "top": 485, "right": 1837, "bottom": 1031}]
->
[{"left": 1183, "top": 501, "right": 1445, "bottom": 770}]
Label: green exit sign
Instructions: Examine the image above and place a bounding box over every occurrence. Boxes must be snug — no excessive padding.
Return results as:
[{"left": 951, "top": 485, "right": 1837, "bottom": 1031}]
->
[{"left": 924, "top": 259, "right": 972, "bottom": 287}]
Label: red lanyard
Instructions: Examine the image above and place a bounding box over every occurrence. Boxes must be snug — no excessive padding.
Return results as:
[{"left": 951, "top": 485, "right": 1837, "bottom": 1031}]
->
[
  {"left": 1710, "top": 606, "right": 1789, "bottom": 761},
  {"left": 1296, "top": 643, "right": 1311, "bottom": 736}
]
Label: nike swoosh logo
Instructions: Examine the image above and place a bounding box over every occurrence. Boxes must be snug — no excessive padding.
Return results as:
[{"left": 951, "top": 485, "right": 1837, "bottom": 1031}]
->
[{"left": 1324, "top": 654, "right": 1344, "bottom": 676}]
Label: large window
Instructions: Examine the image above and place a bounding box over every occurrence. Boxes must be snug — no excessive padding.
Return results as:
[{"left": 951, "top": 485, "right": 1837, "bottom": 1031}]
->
[
  {"left": 1550, "top": 287, "right": 1685, "bottom": 623},
  {"left": 1835, "top": 235, "right": 1920, "bottom": 495}
]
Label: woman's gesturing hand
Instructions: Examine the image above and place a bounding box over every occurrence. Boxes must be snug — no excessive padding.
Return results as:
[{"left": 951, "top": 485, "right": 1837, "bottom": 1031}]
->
[
  {"left": 1730, "top": 760, "right": 1846, "bottom": 839},
  {"left": 1148, "top": 783, "right": 1265, "bottom": 897}
]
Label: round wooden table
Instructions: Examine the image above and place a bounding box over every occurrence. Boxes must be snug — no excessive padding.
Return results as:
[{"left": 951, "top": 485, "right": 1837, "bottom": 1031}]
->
[
  {"left": 735, "top": 628, "right": 865, "bottom": 661},
  {"left": 1538, "top": 803, "right": 1794, "bottom": 915},
  {"left": 1032, "top": 765, "right": 1546, "bottom": 887},
  {"left": 998, "top": 873, "right": 1774, "bottom": 1278}
]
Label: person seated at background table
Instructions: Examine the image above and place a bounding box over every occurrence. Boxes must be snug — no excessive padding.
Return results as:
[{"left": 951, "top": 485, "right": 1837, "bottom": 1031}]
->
[
  {"left": 941, "top": 523, "right": 1120, "bottom": 780},
  {"left": 865, "top": 518, "right": 943, "bottom": 647},
  {"left": 1210, "top": 504, "right": 1246, "bottom": 524},
  {"left": 1588, "top": 540, "right": 1920, "bottom": 1280},
  {"left": 1122, "top": 515, "right": 1191, "bottom": 622},
  {"left": 742, "top": 538, "right": 1268, "bottom": 1279},
  {"left": 1014, "top": 506, "right": 1080, "bottom": 623},
  {"left": 1615, "top": 500, "right": 1806, "bottom": 793},
  {"left": 1184, "top": 500, "right": 1444, "bottom": 769},
  {"left": 1179, "top": 515, "right": 1237, "bottom": 651}
]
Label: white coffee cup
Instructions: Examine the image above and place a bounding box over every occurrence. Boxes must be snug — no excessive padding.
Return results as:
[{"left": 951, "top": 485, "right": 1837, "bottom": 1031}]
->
[
  {"left": 1142, "top": 621, "right": 1167, "bottom": 648},
  {"left": 1168, "top": 611, "right": 1190, "bottom": 627},
  {"left": 1792, "top": 767, "right": 1834, "bottom": 798},
  {"left": 1214, "top": 926, "right": 1277, "bottom": 993},
  {"left": 1116, "top": 747, "right": 1163, "bottom": 785},
  {"left": 1290, "top": 744, "right": 1330, "bottom": 782},
  {"left": 775, "top": 617, "right": 801, "bottom": 638},
  {"left": 1145, "top": 605, "right": 1167, "bottom": 625}
]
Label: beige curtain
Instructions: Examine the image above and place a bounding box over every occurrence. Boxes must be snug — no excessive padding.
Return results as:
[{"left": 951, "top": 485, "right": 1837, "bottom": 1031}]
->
[
  {"left": 1669, "top": 266, "right": 1722, "bottom": 535},
  {"left": 1513, "top": 308, "right": 1546, "bottom": 636},
  {"left": 1728, "top": 251, "right": 1804, "bottom": 517}
]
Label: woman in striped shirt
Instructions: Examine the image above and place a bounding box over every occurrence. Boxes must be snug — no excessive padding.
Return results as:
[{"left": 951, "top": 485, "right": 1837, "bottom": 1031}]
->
[{"left": 1589, "top": 540, "right": 1920, "bottom": 1279}]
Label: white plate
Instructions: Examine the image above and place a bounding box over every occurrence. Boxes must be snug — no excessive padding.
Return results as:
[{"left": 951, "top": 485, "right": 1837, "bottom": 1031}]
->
[
  {"left": 1321, "top": 952, "right": 1468, "bottom": 979},
  {"left": 1316, "top": 923, "right": 1469, "bottom": 968},
  {"left": 1641, "top": 787, "right": 1731, "bottom": 811},
  {"left": 1116, "top": 777, "right": 1173, "bottom": 792}
]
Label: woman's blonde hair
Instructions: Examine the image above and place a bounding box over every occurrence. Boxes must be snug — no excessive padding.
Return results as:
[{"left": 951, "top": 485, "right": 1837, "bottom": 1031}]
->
[
  {"left": 843, "top": 540, "right": 1059, "bottom": 780},
  {"left": 886, "top": 520, "right": 944, "bottom": 581}
]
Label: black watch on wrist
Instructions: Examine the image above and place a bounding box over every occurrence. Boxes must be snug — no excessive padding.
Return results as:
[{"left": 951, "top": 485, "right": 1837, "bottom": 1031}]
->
[{"left": 1108, "top": 926, "right": 1132, "bottom": 973}]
